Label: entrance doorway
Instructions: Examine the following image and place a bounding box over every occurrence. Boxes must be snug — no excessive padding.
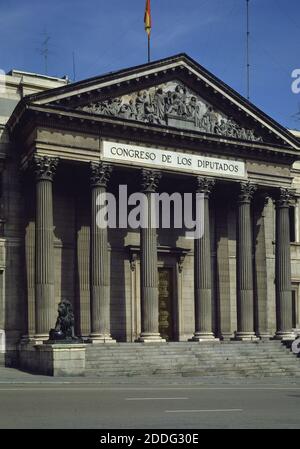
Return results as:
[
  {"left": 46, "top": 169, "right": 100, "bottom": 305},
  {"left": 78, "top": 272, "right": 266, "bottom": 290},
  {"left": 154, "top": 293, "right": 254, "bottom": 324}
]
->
[{"left": 158, "top": 268, "right": 174, "bottom": 341}]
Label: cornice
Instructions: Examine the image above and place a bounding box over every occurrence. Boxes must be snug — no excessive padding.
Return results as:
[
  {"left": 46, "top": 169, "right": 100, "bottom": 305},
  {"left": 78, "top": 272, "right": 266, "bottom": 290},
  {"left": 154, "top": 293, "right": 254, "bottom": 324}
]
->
[{"left": 15, "top": 104, "right": 299, "bottom": 164}]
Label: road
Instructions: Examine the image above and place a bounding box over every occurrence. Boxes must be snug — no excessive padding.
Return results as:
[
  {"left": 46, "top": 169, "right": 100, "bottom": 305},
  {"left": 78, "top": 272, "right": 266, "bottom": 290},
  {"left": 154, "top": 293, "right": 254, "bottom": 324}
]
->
[{"left": 0, "top": 372, "right": 299, "bottom": 429}]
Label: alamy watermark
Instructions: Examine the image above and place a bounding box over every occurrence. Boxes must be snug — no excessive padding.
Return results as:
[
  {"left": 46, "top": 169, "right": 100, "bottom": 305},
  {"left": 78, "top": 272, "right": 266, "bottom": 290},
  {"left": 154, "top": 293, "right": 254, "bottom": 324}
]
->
[
  {"left": 291, "top": 69, "right": 300, "bottom": 94},
  {"left": 96, "top": 185, "right": 205, "bottom": 239}
]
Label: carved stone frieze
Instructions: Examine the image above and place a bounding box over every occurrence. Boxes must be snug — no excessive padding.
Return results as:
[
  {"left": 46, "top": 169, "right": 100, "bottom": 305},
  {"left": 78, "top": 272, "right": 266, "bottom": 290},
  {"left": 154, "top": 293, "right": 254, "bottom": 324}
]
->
[{"left": 78, "top": 81, "right": 263, "bottom": 142}]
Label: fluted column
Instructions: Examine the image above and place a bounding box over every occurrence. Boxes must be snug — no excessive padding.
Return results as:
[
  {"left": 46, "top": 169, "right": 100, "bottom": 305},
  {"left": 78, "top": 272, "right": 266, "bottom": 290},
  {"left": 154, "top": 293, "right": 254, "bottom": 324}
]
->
[
  {"left": 192, "top": 177, "right": 218, "bottom": 341},
  {"left": 275, "top": 188, "right": 294, "bottom": 340},
  {"left": 215, "top": 192, "right": 232, "bottom": 340},
  {"left": 89, "top": 162, "right": 115, "bottom": 343},
  {"left": 235, "top": 182, "right": 257, "bottom": 340},
  {"left": 138, "top": 169, "right": 165, "bottom": 343},
  {"left": 253, "top": 194, "right": 272, "bottom": 339},
  {"left": 33, "top": 155, "right": 59, "bottom": 340},
  {"left": 75, "top": 198, "right": 90, "bottom": 337}
]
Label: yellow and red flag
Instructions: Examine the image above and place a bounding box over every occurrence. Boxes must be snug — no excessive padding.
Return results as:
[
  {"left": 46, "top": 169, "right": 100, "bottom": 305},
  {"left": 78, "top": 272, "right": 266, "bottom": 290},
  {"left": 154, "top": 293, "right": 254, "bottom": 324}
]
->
[{"left": 144, "top": 0, "right": 152, "bottom": 37}]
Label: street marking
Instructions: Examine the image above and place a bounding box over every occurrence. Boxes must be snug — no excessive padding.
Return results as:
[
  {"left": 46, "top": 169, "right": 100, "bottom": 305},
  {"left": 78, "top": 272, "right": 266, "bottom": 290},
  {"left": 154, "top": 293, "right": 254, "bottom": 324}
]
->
[
  {"left": 126, "top": 397, "right": 188, "bottom": 401},
  {"left": 165, "top": 409, "right": 243, "bottom": 413},
  {"left": 0, "top": 387, "right": 300, "bottom": 391},
  {"left": 0, "top": 386, "right": 299, "bottom": 391}
]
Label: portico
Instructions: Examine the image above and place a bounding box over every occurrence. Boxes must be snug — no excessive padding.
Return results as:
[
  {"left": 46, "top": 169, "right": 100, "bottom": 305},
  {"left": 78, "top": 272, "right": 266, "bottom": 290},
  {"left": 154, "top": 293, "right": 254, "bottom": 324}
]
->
[
  {"left": 6, "top": 54, "right": 300, "bottom": 348},
  {"left": 21, "top": 156, "right": 296, "bottom": 344}
]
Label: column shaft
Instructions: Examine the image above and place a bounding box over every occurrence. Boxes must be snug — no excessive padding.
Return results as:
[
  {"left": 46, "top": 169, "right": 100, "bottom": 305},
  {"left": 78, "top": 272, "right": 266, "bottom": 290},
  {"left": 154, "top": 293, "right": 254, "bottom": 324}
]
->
[
  {"left": 253, "top": 195, "right": 271, "bottom": 338},
  {"left": 215, "top": 195, "right": 232, "bottom": 340},
  {"left": 75, "top": 197, "right": 90, "bottom": 337},
  {"left": 236, "top": 182, "right": 257, "bottom": 340},
  {"left": 34, "top": 156, "right": 58, "bottom": 339},
  {"left": 275, "top": 188, "right": 294, "bottom": 340},
  {"left": 138, "top": 169, "right": 164, "bottom": 342},
  {"left": 193, "top": 177, "right": 217, "bottom": 341},
  {"left": 89, "top": 162, "right": 115, "bottom": 343}
]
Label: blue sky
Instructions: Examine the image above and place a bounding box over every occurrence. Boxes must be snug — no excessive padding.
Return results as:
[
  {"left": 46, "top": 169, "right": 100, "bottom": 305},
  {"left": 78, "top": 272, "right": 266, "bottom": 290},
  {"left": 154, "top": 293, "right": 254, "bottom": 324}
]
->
[{"left": 1, "top": 0, "right": 300, "bottom": 130}]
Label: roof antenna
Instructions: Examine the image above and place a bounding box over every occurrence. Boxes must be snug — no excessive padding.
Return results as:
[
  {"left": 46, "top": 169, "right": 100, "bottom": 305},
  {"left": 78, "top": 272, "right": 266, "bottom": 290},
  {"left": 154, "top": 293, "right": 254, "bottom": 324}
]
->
[
  {"left": 37, "top": 30, "right": 51, "bottom": 75},
  {"left": 72, "top": 51, "right": 76, "bottom": 82},
  {"left": 246, "top": 0, "right": 250, "bottom": 101}
]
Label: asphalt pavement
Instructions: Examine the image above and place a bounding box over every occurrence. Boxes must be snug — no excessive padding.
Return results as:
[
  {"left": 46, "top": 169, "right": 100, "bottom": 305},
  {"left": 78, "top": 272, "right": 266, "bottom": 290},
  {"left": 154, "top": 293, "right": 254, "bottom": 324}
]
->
[{"left": 0, "top": 367, "right": 299, "bottom": 429}]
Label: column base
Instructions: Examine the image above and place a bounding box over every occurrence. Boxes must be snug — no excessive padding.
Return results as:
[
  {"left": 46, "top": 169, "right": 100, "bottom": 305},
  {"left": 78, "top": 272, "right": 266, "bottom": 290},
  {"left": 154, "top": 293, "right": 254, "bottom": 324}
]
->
[
  {"left": 219, "top": 332, "right": 234, "bottom": 341},
  {"left": 293, "top": 328, "right": 300, "bottom": 338},
  {"left": 32, "top": 334, "right": 50, "bottom": 344},
  {"left": 190, "top": 333, "right": 219, "bottom": 342},
  {"left": 234, "top": 332, "right": 259, "bottom": 341},
  {"left": 137, "top": 333, "right": 166, "bottom": 343},
  {"left": 19, "top": 335, "right": 36, "bottom": 344},
  {"left": 257, "top": 333, "right": 273, "bottom": 340},
  {"left": 88, "top": 334, "right": 116, "bottom": 344},
  {"left": 274, "top": 331, "right": 296, "bottom": 341}
]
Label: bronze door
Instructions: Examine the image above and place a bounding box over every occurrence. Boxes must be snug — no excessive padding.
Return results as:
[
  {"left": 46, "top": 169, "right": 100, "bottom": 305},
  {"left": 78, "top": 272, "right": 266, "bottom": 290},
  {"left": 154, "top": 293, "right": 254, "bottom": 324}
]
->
[{"left": 158, "top": 268, "right": 173, "bottom": 341}]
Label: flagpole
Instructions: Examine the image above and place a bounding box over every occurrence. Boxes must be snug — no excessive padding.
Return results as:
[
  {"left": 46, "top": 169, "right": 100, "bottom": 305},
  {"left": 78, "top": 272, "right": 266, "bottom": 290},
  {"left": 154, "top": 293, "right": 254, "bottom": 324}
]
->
[
  {"left": 145, "top": 0, "right": 152, "bottom": 63},
  {"left": 148, "top": 34, "right": 151, "bottom": 63}
]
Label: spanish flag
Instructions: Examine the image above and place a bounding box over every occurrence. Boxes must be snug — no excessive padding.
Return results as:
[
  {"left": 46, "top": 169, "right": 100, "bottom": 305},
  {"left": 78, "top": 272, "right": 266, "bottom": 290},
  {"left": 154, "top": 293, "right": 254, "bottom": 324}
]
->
[{"left": 144, "top": 0, "right": 152, "bottom": 36}]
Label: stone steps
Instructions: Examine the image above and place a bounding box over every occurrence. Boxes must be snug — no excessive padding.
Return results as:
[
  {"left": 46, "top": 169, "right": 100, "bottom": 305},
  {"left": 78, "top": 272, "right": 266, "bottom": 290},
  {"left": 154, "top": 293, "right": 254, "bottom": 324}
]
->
[
  {"left": 86, "top": 351, "right": 293, "bottom": 360},
  {"left": 85, "top": 370, "right": 300, "bottom": 378},
  {"left": 85, "top": 341, "right": 300, "bottom": 378},
  {"left": 87, "top": 343, "right": 281, "bottom": 350},
  {"left": 85, "top": 368, "right": 292, "bottom": 374},
  {"left": 86, "top": 355, "right": 297, "bottom": 364},
  {"left": 86, "top": 367, "right": 298, "bottom": 374},
  {"left": 85, "top": 361, "right": 296, "bottom": 370},
  {"left": 87, "top": 349, "right": 291, "bottom": 360},
  {"left": 86, "top": 346, "right": 289, "bottom": 355},
  {"left": 86, "top": 352, "right": 293, "bottom": 361}
]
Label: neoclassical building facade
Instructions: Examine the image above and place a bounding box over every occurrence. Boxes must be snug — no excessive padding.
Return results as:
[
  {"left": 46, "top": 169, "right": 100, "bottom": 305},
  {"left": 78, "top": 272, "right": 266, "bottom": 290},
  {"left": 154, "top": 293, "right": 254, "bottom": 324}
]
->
[{"left": 1, "top": 54, "right": 300, "bottom": 361}]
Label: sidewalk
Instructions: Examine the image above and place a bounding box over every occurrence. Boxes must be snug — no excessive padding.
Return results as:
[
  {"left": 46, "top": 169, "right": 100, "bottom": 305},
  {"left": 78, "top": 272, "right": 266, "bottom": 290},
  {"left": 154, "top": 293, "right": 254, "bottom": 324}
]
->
[{"left": 1, "top": 366, "right": 300, "bottom": 386}]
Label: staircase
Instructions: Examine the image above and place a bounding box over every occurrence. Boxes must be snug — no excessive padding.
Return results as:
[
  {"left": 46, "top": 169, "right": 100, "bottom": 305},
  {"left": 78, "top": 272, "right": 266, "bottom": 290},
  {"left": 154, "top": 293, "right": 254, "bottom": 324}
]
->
[{"left": 85, "top": 340, "right": 300, "bottom": 378}]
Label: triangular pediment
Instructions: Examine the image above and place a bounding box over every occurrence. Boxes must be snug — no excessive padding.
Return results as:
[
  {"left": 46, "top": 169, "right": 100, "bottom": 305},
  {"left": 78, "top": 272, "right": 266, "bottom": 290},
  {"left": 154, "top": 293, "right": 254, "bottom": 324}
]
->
[
  {"left": 20, "top": 54, "right": 299, "bottom": 149},
  {"left": 76, "top": 80, "right": 263, "bottom": 143}
]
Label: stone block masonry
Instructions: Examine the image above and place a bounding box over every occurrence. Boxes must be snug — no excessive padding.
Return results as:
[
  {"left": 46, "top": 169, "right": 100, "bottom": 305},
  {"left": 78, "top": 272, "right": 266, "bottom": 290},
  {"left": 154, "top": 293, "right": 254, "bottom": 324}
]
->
[{"left": 18, "top": 343, "right": 86, "bottom": 377}]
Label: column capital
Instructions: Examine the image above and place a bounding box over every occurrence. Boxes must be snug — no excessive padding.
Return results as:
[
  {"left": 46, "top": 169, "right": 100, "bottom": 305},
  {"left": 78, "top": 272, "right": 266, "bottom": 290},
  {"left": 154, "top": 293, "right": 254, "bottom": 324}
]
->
[
  {"left": 141, "top": 169, "right": 161, "bottom": 193},
  {"left": 275, "top": 187, "right": 295, "bottom": 208},
  {"left": 238, "top": 181, "right": 257, "bottom": 203},
  {"left": 90, "top": 162, "right": 112, "bottom": 188},
  {"left": 195, "top": 177, "right": 215, "bottom": 197},
  {"left": 32, "top": 155, "right": 59, "bottom": 182}
]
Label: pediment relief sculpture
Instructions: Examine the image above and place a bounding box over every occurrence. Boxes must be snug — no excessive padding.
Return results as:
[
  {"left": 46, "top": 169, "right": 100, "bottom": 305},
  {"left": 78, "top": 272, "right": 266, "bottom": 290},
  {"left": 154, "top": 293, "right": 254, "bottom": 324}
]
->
[{"left": 78, "top": 81, "right": 263, "bottom": 142}]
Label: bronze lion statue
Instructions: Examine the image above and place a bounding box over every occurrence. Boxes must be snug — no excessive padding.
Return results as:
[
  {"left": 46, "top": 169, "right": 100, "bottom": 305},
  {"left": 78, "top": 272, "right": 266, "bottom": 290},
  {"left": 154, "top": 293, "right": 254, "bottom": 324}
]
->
[{"left": 49, "top": 299, "right": 78, "bottom": 341}]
